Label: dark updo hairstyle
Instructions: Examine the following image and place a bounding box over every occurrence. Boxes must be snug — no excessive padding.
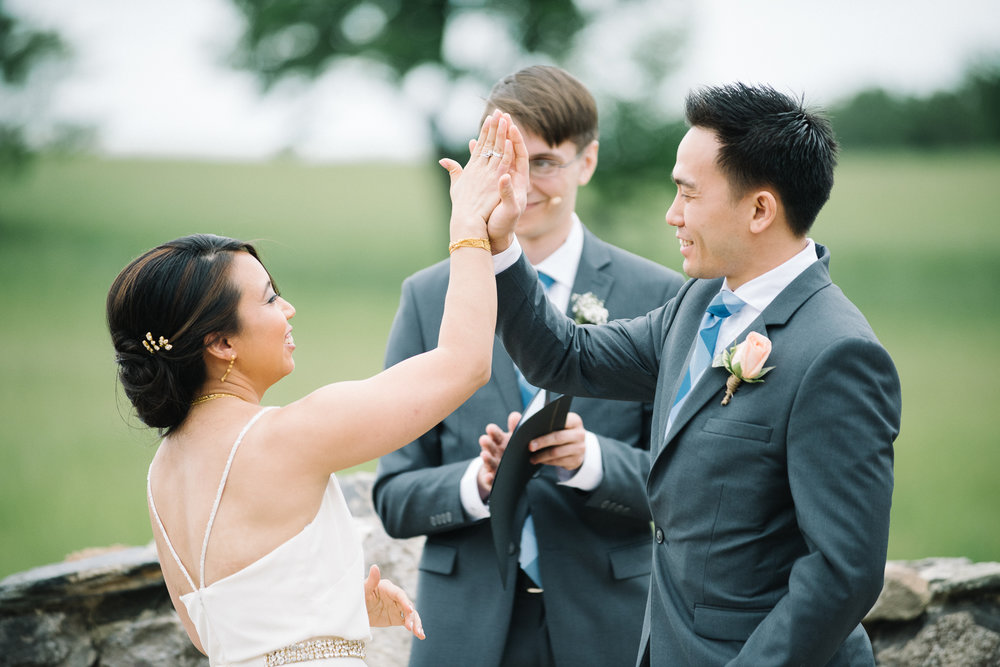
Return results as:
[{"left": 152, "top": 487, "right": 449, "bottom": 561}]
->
[{"left": 107, "top": 234, "right": 270, "bottom": 434}]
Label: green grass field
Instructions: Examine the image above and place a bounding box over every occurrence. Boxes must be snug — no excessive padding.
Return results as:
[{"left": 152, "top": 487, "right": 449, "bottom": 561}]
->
[{"left": 1, "top": 151, "right": 998, "bottom": 577}]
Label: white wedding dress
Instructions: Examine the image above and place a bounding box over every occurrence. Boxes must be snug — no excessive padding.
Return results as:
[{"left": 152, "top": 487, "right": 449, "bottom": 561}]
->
[{"left": 148, "top": 407, "right": 371, "bottom": 666}]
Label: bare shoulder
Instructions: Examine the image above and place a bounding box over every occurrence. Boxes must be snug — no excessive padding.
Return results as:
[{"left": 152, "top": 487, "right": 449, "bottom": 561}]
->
[{"left": 251, "top": 380, "right": 374, "bottom": 475}]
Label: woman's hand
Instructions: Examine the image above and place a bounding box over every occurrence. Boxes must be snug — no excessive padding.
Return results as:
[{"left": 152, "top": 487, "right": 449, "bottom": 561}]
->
[
  {"left": 439, "top": 110, "right": 526, "bottom": 247},
  {"left": 364, "top": 564, "right": 425, "bottom": 640},
  {"left": 484, "top": 117, "right": 528, "bottom": 253}
]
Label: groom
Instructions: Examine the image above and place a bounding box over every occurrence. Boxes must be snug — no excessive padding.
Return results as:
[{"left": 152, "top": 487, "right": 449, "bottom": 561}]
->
[{"left": 486, "top": 83, "right": 902, "bottom": 665}]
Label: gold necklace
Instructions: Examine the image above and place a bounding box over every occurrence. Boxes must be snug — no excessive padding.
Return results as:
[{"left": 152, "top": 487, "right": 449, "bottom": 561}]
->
[{"left": 190, "top": 392, "right": 242, "bottom": 406}]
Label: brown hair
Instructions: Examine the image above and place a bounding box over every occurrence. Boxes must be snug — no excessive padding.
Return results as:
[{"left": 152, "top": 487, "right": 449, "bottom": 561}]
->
[
  {"left": 106, "top": 234, "right": 271, "bottom": 433},
  {"left": 481, "top": 65, "right": 598, "bottom": 151}
]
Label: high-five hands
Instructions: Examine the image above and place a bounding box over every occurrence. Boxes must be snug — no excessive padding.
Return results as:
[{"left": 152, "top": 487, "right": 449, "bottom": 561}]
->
[
  {"left": 439, "top": 110, "right": 528, "bottom": 253},
  {"left": 364, "top": 564, "right": 426, "bottom": 640},
  {"left": 476, "top": 411, "right": 588, "bottom": 500}
]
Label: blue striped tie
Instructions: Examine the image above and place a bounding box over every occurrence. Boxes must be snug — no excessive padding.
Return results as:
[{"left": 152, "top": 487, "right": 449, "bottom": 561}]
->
[
  {"left": 667, "top": 290, "right": 746, "bottom": 427},
  {"left": 515, "top": 270, "right": 554, "bottom": 587}
]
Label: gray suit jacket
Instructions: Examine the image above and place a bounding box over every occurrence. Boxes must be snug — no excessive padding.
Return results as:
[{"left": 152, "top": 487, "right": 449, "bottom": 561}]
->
[
  {"left": 493, "top": 244, "right": 901, "bottom": 666},
  {"left": 373, "top": 227, "right": 684, "bottom": 667}
]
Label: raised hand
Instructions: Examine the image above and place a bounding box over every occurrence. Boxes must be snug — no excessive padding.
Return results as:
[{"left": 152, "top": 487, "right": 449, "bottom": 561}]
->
[
  {"left": 484, "top": 120, "right": 528, "bottom": 253},
  {"left": 363, "top": 564, "right": 425, "bottom": 640},
  {"left": 439, "top": 110, "right": 519, "bottom": 245}
]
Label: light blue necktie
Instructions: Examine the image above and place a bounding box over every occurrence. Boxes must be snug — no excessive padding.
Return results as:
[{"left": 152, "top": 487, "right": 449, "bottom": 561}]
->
[
  {"left": 514, "top": 270, "right": 554, "bottom": 587},
  {"left": 667, "top": 290, "right": 746, "bottom": 428}
]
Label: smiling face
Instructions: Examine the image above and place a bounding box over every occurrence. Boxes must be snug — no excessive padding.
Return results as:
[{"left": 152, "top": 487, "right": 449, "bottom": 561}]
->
[
  {"left": 665, "top": 127, "right": 757, "bottom": 288},
  {"left": 515, "top": 129, "right": 598, "bottom": 251},
  {"left": 226, "top": 251, "right": 296, "bottom": 389}
]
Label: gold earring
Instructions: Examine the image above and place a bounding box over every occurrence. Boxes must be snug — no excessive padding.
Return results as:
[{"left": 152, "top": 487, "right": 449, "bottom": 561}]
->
[{"left": 221, "top": 355, "right": 235, "bottom": 382}]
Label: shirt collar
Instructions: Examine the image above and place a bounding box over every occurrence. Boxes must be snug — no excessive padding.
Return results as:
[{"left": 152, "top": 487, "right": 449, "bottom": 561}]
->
[
  {"left": 725, "top": 238, "right": 818, "bottom": 312},
  {"left": 533, "top": 215, "right": 584, "bottom": 289}
]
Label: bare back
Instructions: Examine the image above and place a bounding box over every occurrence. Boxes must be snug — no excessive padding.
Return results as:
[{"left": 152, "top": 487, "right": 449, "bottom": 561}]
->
[{"left": 148, "top": 402, "right": 330, "bottom": 598}]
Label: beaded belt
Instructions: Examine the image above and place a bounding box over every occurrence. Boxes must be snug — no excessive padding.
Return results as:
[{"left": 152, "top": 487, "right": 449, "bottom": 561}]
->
[{"left": 264, "top": 636, "right": 366, "bottom": 665}]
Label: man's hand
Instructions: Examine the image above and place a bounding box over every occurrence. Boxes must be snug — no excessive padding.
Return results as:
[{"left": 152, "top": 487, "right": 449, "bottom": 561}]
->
[
  {"left": 364, "top": 564, "right": 425, "bottom": 639},
  {"left": 484, "top": 120, "right": 528, "bottom": 254},
  {"left": 440, "top": 110, "right": 520, "bottom": 243},
  {"left": 477, "top": 411, "right": 521, "bottom": 501},
  {"left": 528, "top": 411, "right": 586, "bottom": 472},
  {"left": 476, "top": 410, "right": 588, "bottom": 501}
]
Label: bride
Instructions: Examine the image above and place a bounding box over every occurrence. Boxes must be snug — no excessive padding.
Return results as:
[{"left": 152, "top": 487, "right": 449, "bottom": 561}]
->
[{"left": 106, "top": 111, "right": 527, "bottom": 666}]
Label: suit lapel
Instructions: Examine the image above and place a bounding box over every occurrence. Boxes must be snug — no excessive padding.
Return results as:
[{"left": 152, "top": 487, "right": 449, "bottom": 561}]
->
[
  {"left": 569, "top": 229, "right": 615, "bottom": 317},
  {"left": 658, "top": 246, "right": 834, "bottom": 452}
]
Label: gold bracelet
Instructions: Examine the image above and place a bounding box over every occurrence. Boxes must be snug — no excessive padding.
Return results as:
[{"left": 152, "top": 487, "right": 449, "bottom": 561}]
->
[{"left": 449, "top": 237, "right": 491, "bottom": 254}]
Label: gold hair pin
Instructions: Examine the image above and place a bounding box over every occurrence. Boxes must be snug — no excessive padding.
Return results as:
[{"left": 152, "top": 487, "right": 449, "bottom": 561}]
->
[{"left": 142, "top": 332, "right": 173, "bottom": 354}]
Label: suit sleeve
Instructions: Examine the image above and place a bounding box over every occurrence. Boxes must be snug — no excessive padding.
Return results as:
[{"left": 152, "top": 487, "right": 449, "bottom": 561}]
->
[
  {"left": 372, "top": 276, "right": 483, "bottom": 539},
  {"left": 496, "top": 253, "right": 667, "bottom": 404},
  {"left": 583, "top": 416, "right": 653, "bottom": 520},
  {"left": 531, "top": 261, "right": 684, "bottom": 520},
  {"left": 733, "top": 335, "right": 900, "bottom": 665}
]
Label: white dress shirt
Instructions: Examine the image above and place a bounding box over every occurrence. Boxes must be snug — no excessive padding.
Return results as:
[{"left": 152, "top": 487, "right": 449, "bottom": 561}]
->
[
  {"left": 461, "top": 217, "right": 604, "bottom": 520},
  {"left": 715, "top": 239, "right": 819, "bottom": 358}
]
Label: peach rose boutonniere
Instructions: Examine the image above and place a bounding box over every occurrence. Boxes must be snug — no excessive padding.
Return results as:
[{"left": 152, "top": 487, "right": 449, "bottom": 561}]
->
[{"left": 712, "top": 331, "right": 775, "bottom": 405}]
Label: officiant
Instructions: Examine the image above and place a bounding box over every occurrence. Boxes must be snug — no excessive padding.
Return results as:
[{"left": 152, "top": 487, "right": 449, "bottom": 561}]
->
[{"left": 372, "top": 66, "right": 683, "bottom": 667}]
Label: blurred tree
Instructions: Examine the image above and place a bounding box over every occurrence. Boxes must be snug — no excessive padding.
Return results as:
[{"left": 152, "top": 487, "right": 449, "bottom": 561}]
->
[
  {"left": 831, "top": 56, "right": 1000, "bottom": 150},
  {"left": 0, "top": 3, "right": 68, "bottom": 175},
  {"left": 226, "top": 0, "right": 687, "bottom": 212},
  {"left": 963, "top": 59, "right": 1000, "bottom": 143}
]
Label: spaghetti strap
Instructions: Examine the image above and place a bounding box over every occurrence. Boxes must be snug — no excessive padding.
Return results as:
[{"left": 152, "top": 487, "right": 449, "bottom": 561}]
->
[
  {"left": 198, "top": 406, "right": 276, "bottom": 588},
  {"left": 147, "top": 469, "right": 197, "bottom": 592},
  {"left": 146, "top": 406, "right": 276, "bottom": 593}
]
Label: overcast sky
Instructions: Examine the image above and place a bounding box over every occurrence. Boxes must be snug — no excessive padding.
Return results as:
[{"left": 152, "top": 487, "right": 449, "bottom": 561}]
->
[{"left": 7, "top": 0, "right": 1000, "bottom": 162}]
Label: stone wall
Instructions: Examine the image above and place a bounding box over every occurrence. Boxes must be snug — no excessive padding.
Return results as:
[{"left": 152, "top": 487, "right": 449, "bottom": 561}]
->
[
  {"left": 2, "top": 472, "right": 998, "bottom": 666},
  {"left": 0, "top": 474, "right": 423, "bottom": 667}
]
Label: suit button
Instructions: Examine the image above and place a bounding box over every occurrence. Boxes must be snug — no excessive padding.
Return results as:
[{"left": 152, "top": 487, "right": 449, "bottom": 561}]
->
[
  {"left": 655, "top": 527, "right": 664, "bottom": 544},
  {"left": 507, "top": 542, "right": 517, "bottom": 556}
]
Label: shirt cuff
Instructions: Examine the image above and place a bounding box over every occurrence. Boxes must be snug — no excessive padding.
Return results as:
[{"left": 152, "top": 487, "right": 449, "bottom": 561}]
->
[
  {"left": 460, "top": 457, "right": 491, "bottom": 520},
  {"left": 557, "top": 431, "right": 604, "bottom": 491},
  {"left": 492, "top": 236, "right": 522, "bottom": 274}
]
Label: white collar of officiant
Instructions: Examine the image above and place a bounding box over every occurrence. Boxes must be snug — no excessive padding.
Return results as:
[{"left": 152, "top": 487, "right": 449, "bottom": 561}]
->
[{"left": 531, "top": 214, "right": 584, "bottom": 297}]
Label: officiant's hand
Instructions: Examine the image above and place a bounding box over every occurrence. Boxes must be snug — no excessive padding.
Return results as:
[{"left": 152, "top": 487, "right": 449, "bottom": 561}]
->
[
  {"left": 476, "top": 411, "right": 587, "bottom": 500},
  {"left": 476, "top": 411, "right": 521, "bottom": 500},
  {"left": 364, "top": 564, "right": 425, "bottom": 640},
  {"left": 527, "top": 411, "right": 586, "bottom": 472}
]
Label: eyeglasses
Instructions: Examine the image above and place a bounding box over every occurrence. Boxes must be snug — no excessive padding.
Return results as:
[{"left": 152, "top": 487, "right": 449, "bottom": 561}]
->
[{"left": 529, "top": 151, "right": 584, "bottom": 178}]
